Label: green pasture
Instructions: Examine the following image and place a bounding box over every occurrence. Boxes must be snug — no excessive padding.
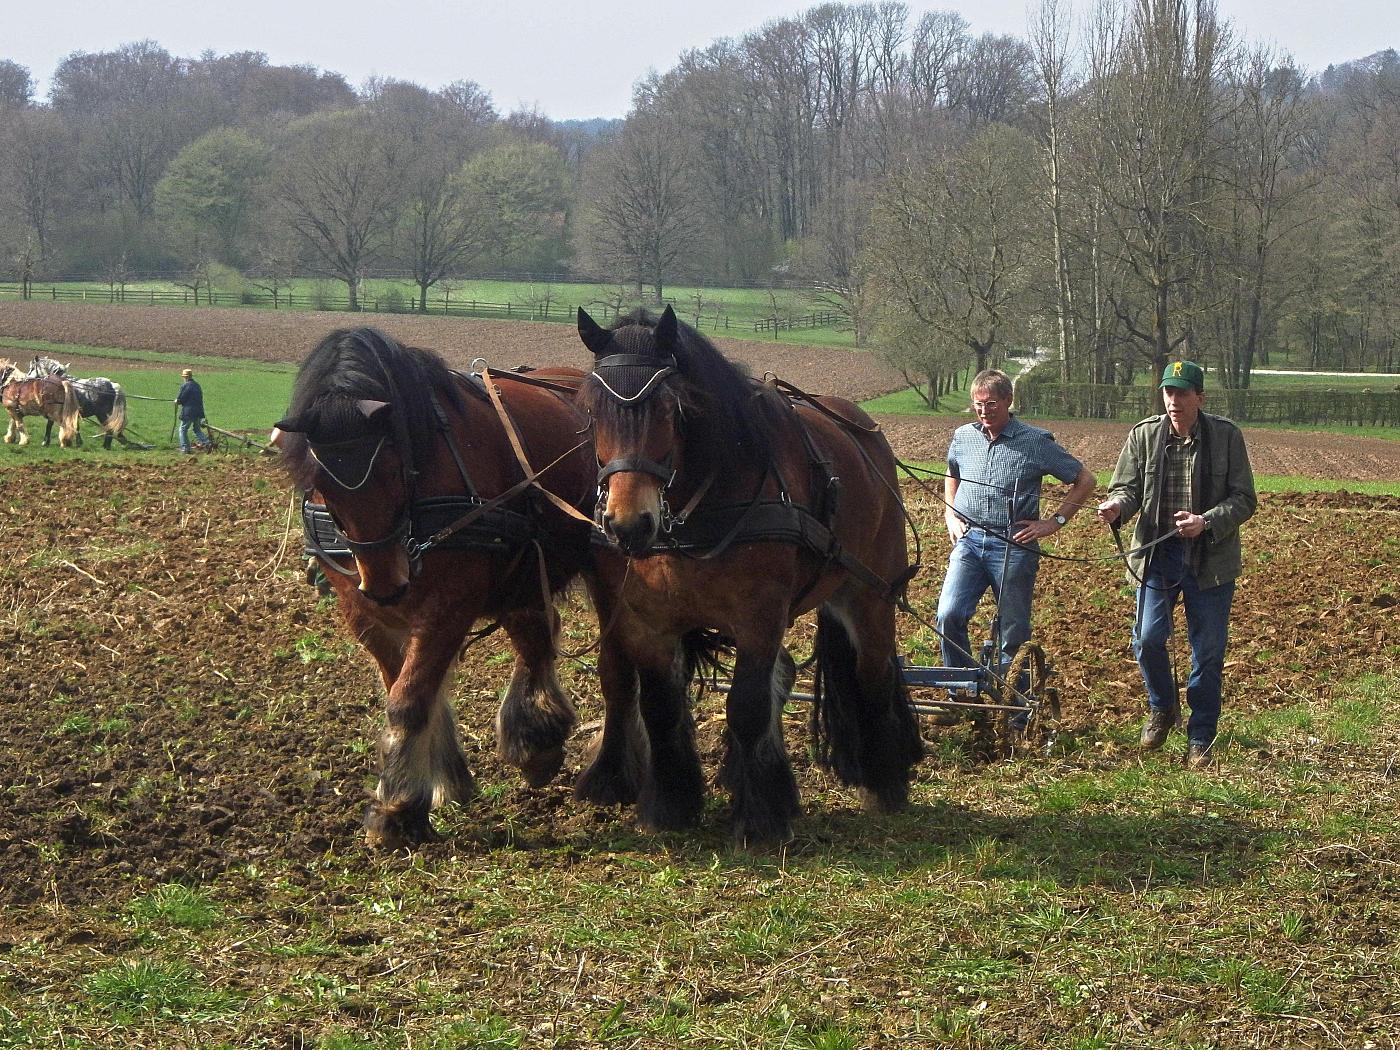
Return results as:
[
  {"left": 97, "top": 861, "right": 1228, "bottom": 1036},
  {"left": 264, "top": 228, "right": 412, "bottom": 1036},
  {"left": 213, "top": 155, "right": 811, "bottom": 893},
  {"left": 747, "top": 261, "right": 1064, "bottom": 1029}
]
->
[{"left": 2, "top": 343, "right": 1398, "bottom": 494}]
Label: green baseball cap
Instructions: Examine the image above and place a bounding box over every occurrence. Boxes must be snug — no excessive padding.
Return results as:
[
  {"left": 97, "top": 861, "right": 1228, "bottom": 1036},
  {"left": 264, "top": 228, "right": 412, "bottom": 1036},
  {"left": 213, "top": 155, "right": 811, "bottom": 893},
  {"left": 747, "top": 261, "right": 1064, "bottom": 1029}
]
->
[{"left": 1160, "top": 360, "right": 1205, "bottom": 391}]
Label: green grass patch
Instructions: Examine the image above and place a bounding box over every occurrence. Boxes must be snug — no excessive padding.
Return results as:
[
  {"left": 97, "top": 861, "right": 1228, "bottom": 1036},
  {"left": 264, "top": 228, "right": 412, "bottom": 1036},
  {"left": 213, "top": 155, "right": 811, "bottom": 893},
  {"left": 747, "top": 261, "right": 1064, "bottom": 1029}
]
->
[
  {"left": 83, "top": 960, "right": 241, "bottom": 1024},
  {"left": 128, "top": 884, "right": 223, "bottom": 931}
]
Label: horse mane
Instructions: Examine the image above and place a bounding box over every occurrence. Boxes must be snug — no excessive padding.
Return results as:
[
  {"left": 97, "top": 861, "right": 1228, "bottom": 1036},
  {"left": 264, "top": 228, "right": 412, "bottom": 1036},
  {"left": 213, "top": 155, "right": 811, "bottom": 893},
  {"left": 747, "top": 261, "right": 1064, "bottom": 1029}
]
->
[
  {"left": 280, "top": 327, "right": 466, "bottom": 490},
  {"left": 581, "top": 309, "right": 774, "bottom": 477}
]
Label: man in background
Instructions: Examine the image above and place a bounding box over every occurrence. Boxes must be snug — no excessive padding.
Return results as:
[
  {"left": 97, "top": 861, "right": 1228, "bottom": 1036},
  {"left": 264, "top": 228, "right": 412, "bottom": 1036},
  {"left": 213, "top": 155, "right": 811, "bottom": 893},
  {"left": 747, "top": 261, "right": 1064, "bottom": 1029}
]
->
[{"left": 176, "top": 368, "right": 212, "bottom": 454}]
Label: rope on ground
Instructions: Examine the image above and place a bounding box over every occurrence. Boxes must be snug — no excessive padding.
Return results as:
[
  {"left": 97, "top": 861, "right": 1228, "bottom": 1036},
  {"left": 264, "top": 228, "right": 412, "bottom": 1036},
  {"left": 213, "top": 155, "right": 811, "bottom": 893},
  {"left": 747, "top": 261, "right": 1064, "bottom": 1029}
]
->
[{"left": 256, "top": 487, "right": 300, "bottom": 583}]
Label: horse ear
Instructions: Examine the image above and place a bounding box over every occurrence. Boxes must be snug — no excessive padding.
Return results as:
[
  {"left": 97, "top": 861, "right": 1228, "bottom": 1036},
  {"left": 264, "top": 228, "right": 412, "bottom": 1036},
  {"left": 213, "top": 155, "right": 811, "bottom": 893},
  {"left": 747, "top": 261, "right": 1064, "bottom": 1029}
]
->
[
  {"left": 577, "top": 308, "right": 612, "bottom": 355},
  {"left": 356, "top": 399, "right": 391, "bottom": 424},
  {"left": 274, "top": 408, "right": 316, "bottom": 434},
  {"left": 654, "top": 305, "right": 678, "bottom": 355}
]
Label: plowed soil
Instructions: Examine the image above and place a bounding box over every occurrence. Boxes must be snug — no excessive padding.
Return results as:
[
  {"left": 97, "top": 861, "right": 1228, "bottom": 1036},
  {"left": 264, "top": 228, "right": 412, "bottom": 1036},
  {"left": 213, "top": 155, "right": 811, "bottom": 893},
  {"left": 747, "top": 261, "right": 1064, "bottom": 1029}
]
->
[
  {"left": 2, "top": 300, "right": 1398, "bottom": 1047},
  {"left": 1, "top": 455, "right": 1397, "bottom": 914}
]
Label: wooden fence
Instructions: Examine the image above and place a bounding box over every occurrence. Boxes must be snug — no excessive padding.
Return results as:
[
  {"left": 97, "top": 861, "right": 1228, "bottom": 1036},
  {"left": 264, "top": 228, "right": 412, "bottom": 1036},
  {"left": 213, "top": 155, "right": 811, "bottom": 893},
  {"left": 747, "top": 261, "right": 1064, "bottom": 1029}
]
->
[
  {"left": 752, "top": 311, "right": 841, "bottom": 332},
  {"left": 1014, "top": 381, "right": 1400, "bottom": 427},
  {"left": 0, "top": 284, "right": 762, "bottom": 333}
]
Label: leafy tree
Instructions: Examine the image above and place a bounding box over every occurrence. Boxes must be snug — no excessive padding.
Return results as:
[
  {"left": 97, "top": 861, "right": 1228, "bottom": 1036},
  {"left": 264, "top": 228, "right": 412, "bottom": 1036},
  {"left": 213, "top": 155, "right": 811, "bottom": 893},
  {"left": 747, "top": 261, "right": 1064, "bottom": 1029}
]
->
[
  {"left": 155, "top": 128, "right": 270, "bottom": 268},
  {"left": 0, "top": 60, "right": 34, "bottom": 110},
  {"left": 461, "top": 139, "right": 568, "bottom": 272}
]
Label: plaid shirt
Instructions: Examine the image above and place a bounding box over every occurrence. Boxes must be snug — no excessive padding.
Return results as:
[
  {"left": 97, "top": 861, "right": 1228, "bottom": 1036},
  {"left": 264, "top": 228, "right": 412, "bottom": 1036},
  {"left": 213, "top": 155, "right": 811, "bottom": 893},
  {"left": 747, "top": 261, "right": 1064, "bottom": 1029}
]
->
[
  {"left": 1159, "top": 426, "right": 1197, "bottom": 530},
  {"left": 947, "top": 416, "right": 1085, "bottom": 530}
]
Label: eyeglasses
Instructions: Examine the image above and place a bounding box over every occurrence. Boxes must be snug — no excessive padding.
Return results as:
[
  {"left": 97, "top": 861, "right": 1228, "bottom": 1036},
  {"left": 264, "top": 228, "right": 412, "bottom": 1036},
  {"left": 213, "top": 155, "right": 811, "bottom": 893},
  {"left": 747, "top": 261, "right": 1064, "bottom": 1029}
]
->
[{"left": 972, "top": 401, "right": 1001, "bottom": 411}]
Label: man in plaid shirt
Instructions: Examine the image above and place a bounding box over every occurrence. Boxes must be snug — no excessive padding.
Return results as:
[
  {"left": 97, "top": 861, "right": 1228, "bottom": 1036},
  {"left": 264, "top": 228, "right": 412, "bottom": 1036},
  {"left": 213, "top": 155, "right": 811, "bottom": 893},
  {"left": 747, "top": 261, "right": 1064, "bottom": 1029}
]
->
[{"left": 1097, "top": 361, "right": 1257, "bottom": 767}]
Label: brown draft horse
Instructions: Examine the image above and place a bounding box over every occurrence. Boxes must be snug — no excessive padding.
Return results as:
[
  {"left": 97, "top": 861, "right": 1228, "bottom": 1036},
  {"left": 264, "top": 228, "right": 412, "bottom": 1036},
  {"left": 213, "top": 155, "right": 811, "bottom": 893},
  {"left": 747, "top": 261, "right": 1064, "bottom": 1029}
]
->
[
  {"left": 2, "top": 365, "right": 77, "bottom": 447},
  {"left": 275, "top": 327, "right": 607, "bottom": 849},
  {"left": 573, "top": 306, "right": 923, "bottom": 843}
]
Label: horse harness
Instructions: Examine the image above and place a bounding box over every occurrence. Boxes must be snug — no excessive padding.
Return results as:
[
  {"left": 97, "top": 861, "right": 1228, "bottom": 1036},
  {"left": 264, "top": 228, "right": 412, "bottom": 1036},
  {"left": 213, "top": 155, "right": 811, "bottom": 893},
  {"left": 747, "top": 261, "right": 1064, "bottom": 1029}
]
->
[
  {"left": 588, "top": 356, "right": 916, "bottom": 606},
  {"left": 301, "top": 368, "right": 588, "bottom": 579}
]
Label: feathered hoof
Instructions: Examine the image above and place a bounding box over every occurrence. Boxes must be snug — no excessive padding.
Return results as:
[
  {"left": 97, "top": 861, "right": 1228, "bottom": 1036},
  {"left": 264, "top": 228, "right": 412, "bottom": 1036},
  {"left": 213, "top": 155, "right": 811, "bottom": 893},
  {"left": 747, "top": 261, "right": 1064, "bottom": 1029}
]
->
[
  {"left": 637, "top": 790, "right": 704, "bottom": 834},
  {"left": 859, "top": 780, "right": 911, "bottom": 815},
  {"left": 517, "top": 746, "right": 565, "bottom": 788},
  {"left": 730, "top": 809, "right": 797, "bottom": 849},
  {"left": 363, "top": 799, "right": 438, "bottom": 850},
  {"left": 574, "top": 759, "right": 641, "bottom": 807}
]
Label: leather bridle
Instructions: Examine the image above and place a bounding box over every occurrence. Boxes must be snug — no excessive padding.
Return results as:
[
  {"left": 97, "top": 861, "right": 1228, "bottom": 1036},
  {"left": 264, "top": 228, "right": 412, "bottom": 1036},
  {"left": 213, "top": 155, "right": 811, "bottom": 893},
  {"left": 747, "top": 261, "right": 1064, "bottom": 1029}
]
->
[{"left": 588, "top": 352, "right": 685, "bottom": 532}]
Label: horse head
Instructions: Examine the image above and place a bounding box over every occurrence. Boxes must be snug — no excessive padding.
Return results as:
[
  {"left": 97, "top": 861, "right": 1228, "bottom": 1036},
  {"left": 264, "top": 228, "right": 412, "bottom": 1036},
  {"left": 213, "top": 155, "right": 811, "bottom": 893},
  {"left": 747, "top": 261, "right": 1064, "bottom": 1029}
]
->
[
  {"left": 576, "top": 305, "right": 691, "bottom": 554},
  {"left": 277, "top": 328, "right": 433, "bottom": 605},
  {"left": 27, "top": 356, "right": 69, "bottom": 378}
]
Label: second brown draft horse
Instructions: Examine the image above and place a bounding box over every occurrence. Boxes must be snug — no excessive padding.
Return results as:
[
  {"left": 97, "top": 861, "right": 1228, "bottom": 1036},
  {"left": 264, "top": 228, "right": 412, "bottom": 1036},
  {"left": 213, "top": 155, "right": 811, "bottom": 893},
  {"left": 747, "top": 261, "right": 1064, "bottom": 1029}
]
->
[
  {"left": 575, "top": 306, "right": 922, "bottom": 843},
  {"left": 2, "top": 370, "right": 76, "bottom": 447},
  {"left": 276, "top": 327, "right": 602, "bottom": 848}
]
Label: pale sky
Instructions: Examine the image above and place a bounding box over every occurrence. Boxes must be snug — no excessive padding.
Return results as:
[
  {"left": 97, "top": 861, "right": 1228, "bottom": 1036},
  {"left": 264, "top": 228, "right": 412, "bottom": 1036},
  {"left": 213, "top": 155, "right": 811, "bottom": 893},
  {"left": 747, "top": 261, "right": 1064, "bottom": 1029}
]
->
[{"left": 7, "top": 0, "right": 1397, "bottom": 120}]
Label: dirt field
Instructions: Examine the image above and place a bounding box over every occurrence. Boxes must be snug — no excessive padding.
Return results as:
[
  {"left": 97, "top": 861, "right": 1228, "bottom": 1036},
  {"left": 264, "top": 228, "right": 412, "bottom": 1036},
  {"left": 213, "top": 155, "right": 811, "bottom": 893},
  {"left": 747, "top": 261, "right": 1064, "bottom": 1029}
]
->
[
  {"left": 3, "top": 299, "right": 1396, "bottom": 480},
  {"left": 0, "top": 456, "right": 1394, "bottom": 909},
  {"left": 3, "top": 301, "right": 1399, "bottom": 1046}
]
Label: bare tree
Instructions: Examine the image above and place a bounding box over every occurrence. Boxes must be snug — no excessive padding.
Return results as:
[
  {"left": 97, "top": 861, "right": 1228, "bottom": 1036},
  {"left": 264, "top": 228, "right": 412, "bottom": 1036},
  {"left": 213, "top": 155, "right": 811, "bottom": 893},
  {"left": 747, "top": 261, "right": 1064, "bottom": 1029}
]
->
[
  {"left": 0, "top": 108, "right": 70, "bottom": 277},
  {"left": 274, "top": 109, "right": 400, "bottom": 310},
  {"left": 868, "top": 124, "right": 1043, "bottom": 378},
  {"left": 582, "top": 103, "right": 703, "bottom": 302},
  {"left": 373, "top": 80, "right": 497, "bottom": 311},
  {"left": 1086, "top": 0, "right": 1232, "bottom": 394},
  {"left": 1029, "top": 0, "right": 1082, "bottom": 381}
]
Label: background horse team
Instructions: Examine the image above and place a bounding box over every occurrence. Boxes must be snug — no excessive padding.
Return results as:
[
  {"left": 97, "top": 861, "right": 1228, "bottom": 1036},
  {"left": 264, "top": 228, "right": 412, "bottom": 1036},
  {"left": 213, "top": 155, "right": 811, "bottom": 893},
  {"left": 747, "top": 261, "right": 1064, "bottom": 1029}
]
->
[{"left": 0, "top": 354, "right": 130, "bottom": 448}]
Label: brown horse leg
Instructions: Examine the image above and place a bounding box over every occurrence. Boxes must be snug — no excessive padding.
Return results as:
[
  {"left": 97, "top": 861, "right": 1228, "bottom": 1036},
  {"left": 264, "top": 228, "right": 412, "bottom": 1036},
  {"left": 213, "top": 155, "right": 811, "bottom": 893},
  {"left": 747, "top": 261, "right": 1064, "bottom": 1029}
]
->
[
  {"left": 365, "top": 631, "right": 476, "bottom": 849},
  {"left": 718, "top": 633, "right": 802, "bottom": 845},
  {"left": 811, "top": 596, "right": 922, "bottom": 814},
  {"left": 630, "top": 634, "right": 707, "bottom": 832},
  {"left": 575, "top": 627, "right": 646, "bottom": 807},
  {"left": 494, "top": 604, "right": 577, "bottom": 788}
]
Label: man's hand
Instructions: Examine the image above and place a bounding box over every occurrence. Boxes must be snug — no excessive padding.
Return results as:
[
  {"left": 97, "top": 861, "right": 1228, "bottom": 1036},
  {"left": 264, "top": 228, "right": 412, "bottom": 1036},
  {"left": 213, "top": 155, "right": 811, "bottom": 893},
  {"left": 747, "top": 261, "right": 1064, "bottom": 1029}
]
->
[
  {"left": 1173, "top": 510, "right": 1207, "bottom": 539},
  {"left": 946, "top": 514, "right": 969, "bottom": 544},
  {"left": 1096, "top": 500, "right": 1122, "bottom": 526},
  {"left": 1012, "top": 518, "right": 1060, "bottom": 543}
]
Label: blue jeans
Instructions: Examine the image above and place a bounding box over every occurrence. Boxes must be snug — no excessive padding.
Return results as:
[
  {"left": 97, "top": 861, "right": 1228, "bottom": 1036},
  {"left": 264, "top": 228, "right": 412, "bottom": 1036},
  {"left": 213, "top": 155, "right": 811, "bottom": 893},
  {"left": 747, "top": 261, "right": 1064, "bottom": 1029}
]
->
[
  {"left": 937, "top": 528, "right": 1039, "bottom": 672},
  {"left": 179, "top": 418, "right": 209, "bottom": 452},
  {"left": 1134, "top": 538, "right": 1235, "bottom": 745}
]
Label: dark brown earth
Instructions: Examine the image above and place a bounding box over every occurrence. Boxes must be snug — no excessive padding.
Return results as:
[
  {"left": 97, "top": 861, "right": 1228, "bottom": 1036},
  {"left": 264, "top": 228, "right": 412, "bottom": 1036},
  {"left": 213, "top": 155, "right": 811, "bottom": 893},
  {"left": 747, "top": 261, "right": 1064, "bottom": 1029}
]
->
[
  {"left": 1, "top": 300, "right": 1397, "bottom": 912},
  {"left": 0, "top": 301, "right": 907, "bottom": 401},
  {"left": 1, "top": 456, "right": 1396, "bottom": 913}
]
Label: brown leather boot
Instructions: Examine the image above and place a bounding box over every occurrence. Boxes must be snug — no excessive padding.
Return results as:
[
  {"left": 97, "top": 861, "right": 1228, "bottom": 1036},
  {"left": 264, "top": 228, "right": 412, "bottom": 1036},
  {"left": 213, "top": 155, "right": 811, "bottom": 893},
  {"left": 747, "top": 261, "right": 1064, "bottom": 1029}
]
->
[
  {"left": 1139, "top": 706, "right": 1179, "bottom": 750},
  {"left": 1185, "top": 739, "right": 1214, "bottom": 768}
]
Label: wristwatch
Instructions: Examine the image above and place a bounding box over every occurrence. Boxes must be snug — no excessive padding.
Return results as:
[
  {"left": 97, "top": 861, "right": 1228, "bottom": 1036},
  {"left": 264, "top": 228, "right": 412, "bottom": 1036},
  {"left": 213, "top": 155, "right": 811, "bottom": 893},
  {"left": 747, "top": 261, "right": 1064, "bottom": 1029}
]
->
[{"left": 1052, "top": 513, "right": 1068, "bottom": 527}]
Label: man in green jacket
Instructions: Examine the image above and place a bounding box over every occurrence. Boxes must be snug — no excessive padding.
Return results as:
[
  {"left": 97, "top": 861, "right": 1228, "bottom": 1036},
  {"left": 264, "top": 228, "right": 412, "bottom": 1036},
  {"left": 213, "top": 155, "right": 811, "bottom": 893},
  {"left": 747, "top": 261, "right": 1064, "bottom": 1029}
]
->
[{"left": 1096, "top": 361, "right": 1257, "bottom": 766}]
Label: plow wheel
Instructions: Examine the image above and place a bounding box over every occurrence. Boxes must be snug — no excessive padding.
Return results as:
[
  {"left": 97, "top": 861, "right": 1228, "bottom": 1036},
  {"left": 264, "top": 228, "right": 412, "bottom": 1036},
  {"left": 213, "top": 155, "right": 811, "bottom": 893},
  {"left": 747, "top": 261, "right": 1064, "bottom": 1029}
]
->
[
  {"left": 1004, "top": 643, "right": 1060, "bottom": 757},
  {"left": 971, "top": 643, "right": 1061, "bottom": 761}
]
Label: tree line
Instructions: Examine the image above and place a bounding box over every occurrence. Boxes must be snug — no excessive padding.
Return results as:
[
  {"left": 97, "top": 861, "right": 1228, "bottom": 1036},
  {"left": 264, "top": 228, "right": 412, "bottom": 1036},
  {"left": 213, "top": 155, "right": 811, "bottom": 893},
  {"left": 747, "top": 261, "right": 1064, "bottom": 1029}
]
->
[{"left": 1, "top": 5, "right": 1397, "bottom": 391}]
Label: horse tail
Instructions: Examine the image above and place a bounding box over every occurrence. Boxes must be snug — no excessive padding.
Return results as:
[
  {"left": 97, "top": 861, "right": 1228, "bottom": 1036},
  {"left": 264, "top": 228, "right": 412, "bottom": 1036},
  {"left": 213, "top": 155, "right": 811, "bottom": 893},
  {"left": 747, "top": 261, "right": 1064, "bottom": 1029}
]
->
[
  {"left": 59, "top": 380, "right": 82, "bottom": 444},
  {"left": 809, "top": 606, "right": 922, "bottom": 806},
  {"left": 105, "top": 382, "right": 127, "bottom": 437}
]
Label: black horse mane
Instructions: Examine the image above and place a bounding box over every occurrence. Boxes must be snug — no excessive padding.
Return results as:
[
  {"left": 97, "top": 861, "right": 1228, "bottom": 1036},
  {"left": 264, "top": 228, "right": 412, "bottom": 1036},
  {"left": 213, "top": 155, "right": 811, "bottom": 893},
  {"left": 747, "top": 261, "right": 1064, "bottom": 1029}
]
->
[
  {"left": 579, "top": 309, "right": 775, "bottom": 477},
  {"left": 280, "top": 327, "right": 465, "bottom": 490}
]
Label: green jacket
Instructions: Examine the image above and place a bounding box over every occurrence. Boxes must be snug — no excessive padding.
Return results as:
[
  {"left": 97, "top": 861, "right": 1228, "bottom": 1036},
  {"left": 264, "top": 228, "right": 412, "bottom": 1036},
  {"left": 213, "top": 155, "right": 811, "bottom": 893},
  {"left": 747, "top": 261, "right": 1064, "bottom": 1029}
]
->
[{"left": 1107, "top": 412, "right": 1257, "bottom": 590}]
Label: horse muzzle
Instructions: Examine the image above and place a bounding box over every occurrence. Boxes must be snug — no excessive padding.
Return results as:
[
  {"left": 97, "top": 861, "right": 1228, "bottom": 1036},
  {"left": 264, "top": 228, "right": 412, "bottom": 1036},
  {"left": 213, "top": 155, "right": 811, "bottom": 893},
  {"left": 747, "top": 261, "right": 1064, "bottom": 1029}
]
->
[
  {"left": 359, "top": 580, "right": 410, "bottom": 607},
  {"left": 603, "top": 510, "right": 659, "bottom": 555}
]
